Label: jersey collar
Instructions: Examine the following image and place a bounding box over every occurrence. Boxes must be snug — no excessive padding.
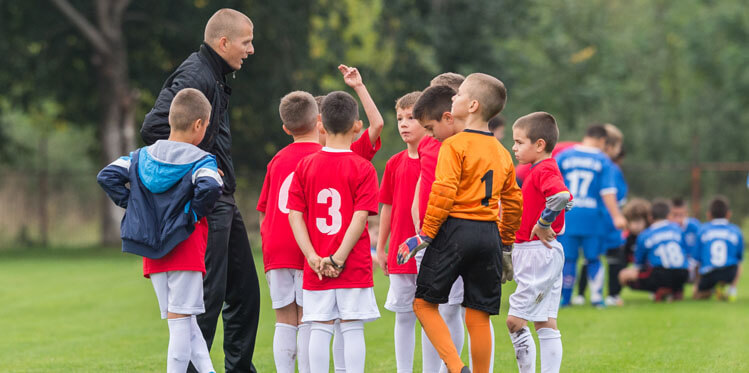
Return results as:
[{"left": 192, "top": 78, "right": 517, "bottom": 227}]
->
[
  {"left": 463, "top": 129, "right": 494, "bottom": 136},
  {"left": 322, "top": 146, "right": 353, "bottom": 153},
  {"left": 712, "top": 218, "right": 729, "bottom": 225}
]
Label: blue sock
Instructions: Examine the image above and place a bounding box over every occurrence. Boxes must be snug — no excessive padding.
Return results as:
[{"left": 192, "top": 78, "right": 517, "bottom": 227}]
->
[
  {"left": 562, "top": 261, "right": 577, "bottom": 305},
  {"left": 587, "top": 259, "right": 604, "bottom": 303}
]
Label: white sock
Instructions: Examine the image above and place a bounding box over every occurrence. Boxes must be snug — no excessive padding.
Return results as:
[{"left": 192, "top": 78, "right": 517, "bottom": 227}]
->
[
  {"left": 537, "top": 328, "right": 562, "bottom": 373},
  {"left": 274, "top": 323, "right": 298, "bottom": 373},
  {"left": 394, "top": 312, "right": 417, "bottom": 373},
  {"left": 189, "top": 316, "right": 214, "bottom": 373},
  {"left": 309, "top": 323, "right": 334, "bottom": 373},
  {"left": 167, "top": 317, "right": 192, "bottom": 373},
  {"left": 333, "top": 321, "right": 346, "bottom": 373},
  {"left": 297, "top": 322, "right": 311, "bottom": 373},
  {"left": 340, "top": 321, "right": 366, "bottom": 373},
  {"left": 439, "top": 304, "right": 465, "bottom": 373},
  {"left": 510, "top": 326, "right": 536, "bottom": 373},
  {"left": 421, "top": 327, "right": 442, "bottom": 373}
]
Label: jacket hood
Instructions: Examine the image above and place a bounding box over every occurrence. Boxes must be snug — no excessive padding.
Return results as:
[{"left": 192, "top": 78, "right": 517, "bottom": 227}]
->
[{"left": 138, "top": 140, "right": 210, "bottom": 193}]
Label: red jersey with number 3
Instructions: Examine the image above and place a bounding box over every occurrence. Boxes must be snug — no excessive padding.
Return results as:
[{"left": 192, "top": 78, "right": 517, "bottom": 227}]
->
[
  {"left": 287, "top": 148, "right": 379, "bottom": 290},
  {"left": 417, "top": 135, "right": 441, "bottom": 225},
  {"left": 380, "top": 150, "right": 420, "bottom": 274},
  {"left": 257, "top": 142, "right": 322, "bottom": 272},
  {"left": 515, "top": 158, "right": 569, "bottom": 243}
]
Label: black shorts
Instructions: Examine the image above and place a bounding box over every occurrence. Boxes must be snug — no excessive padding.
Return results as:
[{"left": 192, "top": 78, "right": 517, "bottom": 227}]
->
[
  {"left": 697, "top": 265, "right": 738, "bottom": 291},
  {"left": 629, "top": 267, "right": 688, "bottom": 292},
  {"left": 415, "top": 217, "right": 502, "bottom": 315}
]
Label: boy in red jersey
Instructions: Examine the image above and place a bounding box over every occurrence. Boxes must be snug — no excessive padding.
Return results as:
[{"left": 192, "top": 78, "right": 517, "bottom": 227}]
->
[
  {"left": 288, "top": 91, "right": 381, "bottom": 373},
  {"left": 400, "top": 73, "right": 522, "bottom": 373},
  {"left": 257, "top": 90, "right": 322, "bottom": 373},
  {"left": 375, "top": 91, "right": 425, "bottom": 372},
  {"left": 507, "top": 112, "right": 572, "bottom": 373},
  {"left": 97, "top": 89, "right": 222, "bottom": 373}
]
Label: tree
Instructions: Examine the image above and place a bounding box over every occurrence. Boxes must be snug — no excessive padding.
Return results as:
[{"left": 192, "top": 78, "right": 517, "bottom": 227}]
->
[{"left": 49, "top": 0, "right": 136, "bottom": 245}]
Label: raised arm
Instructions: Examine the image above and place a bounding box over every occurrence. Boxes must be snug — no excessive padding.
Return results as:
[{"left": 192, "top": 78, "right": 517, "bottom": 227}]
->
[
  {"left": 338, "top": 64, "right": 384, "bottom": 143},
  {"left": 97, "top": 155, "right": 132, "bottom": 208}
]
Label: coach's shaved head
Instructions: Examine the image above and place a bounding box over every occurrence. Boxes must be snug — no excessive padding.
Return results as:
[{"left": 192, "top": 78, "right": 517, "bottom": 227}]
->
[{"left": 204, "top": 9, "right": 253, "bottom": 44}]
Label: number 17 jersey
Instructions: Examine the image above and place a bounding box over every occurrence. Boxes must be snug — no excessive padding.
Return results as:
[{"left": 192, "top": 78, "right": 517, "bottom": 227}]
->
[{"left": 288, "top": 147, "right": 379, "bottom": 290}]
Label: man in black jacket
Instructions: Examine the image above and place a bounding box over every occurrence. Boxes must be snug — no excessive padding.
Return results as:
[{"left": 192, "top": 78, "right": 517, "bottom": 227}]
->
[{"left": 140, "top": 8, "right": 259, "bottom": 373}]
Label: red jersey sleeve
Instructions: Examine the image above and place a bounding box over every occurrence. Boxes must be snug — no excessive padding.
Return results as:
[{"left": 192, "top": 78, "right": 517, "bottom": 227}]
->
[
  {"left": 256, "top": 161, "right": 272, "bottom": 213},
  {"left": 287, "top": 161, "right": 308, "bottom": 213},
  {"left": 350, "top": 129, "right": 381, "bottom": 161},
  {"left": 379, "top": 158, "right": 395, "bottom": 205},
  {"left": 355, "top": 162, "right": 379, "bottom": 215},
  {"left": 539, "top": 166, "right": 569, "bottom": 198}
]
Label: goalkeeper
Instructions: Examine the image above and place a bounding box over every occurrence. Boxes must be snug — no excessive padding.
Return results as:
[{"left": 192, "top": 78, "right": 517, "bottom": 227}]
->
[{"left": 397, "top": 73, "right": 522, "bottom": 373}]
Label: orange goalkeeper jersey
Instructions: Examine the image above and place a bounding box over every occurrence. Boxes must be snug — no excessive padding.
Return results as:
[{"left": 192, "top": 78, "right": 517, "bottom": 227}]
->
[{"left": 421, "top": 129, "right": 522, "bottom": 245}]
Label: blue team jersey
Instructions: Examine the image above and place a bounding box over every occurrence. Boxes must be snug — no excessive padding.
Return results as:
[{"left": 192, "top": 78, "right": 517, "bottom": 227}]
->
[
  {"left": 635, "top": 221, "right": 688, "bottom": 269},
  {"left": 681, "top": 217, "right": 701, "bottom": 259},
  {"left": 602, "top": 164, "right": 628, "bottom": 249},
  {"left": 697, "top": 219, "right": 744, "bottom": 274},
  {"left": 555, "top": 145, "right": 616, "bottom": 236}
]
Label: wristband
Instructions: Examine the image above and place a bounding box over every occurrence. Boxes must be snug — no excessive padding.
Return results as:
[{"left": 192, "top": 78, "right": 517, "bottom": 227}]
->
[{"left": 329, "top": 255, "right": 345, "bottom": 270}]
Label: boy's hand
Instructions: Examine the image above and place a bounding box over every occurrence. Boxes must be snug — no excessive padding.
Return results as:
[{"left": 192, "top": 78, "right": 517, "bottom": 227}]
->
[
  {"left": 376, "top": 249, "right": 389, "bottom": 276},
  {"left": 338, "top": 64, "right": 363, "bottom": 88},
  {"left": 397, "top": 233, "right": 431, "bottom": 265},
  {"left": 307, "top": 254, "right": 324, "bottom": 280},
  {"left": 500, "top": 244, "right": 514, "bottom": 284},
  {"left": 319, "top": 256, "right": 342, "bottom": 278},
  {"left": 531, "top": 223, "right": 556, "bottom": 248}
]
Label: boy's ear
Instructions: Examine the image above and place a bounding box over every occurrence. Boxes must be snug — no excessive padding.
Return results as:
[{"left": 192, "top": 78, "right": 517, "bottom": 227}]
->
[
  {"left": 353, "top": 120, "right": 363, "bottom": 134},
  {"left": 535, "top": 138, "right": 547, "bottom": 152},
  {"left": 316, "top": 113, "right": 322, "bottom": 124},
  {"left": 442, "top": 111, "right": 453, "bottom": 124},
  {"left": 317, "top": 121, "right": 327, "bottom": 135},
  {"left": 282, "top": 124, "right": 292, "bottom": 136},
  {"left": 192, "top": 118, "right": 203, "bottom": 131},
  {"left": 468, "top": 99, "right": 480, "bottom": 114}
]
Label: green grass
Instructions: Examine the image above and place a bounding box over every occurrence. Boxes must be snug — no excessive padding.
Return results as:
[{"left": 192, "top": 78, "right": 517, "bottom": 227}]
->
[{"left": 1, "top": 248, "right": 747, "bottom": 372}]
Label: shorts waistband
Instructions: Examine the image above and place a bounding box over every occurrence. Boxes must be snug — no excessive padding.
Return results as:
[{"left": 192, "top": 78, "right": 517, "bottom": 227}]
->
[{"left": 514, "top": 240, "right": 561, "bottom": 250}]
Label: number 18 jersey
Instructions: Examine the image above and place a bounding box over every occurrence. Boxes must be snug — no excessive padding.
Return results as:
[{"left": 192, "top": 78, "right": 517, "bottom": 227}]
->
[
  {"left": 554, "top": 145, "right": 616, "bottom": 236},
  {"left": 697, "top": 219, "right": 744, "bottom": 274},
  {"left": 288, "top": 147, "right": 379, "bottom": 290},
  {"left": 635, "top": 221, "right": 688, "bottom": 269}
]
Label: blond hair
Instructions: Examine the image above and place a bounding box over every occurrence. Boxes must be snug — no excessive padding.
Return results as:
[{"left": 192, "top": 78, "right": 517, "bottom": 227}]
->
[
  {"left": 429, "top": 72, "right": 465, "bottom": 91},
  {"left": 204, "top": 8, "right": 253, "bottom": 44},
  {"left": 604, "top": 123, "right": 623, "bottom": 147},
  {"left": 279, "top": 91, "right": 319, "bottom": 134},
  {"left": 395, "top": 91, "right": 421, "bottom": 110},
  {"left": 463, "top": 73, "right": 507, "bottom": 120},
  {"left": 169, "top": 88, "right": 211, "bottom": 132}
]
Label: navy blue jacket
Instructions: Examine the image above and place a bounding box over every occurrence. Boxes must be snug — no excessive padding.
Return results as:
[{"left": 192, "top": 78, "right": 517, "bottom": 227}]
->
[{"left": 97, "top": 140, "right": 223, "bottom": 259}]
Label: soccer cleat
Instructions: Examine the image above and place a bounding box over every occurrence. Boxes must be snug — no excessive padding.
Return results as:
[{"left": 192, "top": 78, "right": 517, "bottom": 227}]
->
[
  {"left": 715, "top": 283, "right": 727, "bottom": 301},
  {"left": 604, "top": 295, "right": 623, "bottom": 307},
  {"left": 396, "top": 234, "right": 431, "bottom": 265},
  {"left": 591, "top": 300, "right": 606, "bottom": 309},
  {"left": 571, "top": 295, "right": 585, "bottom": 306},
  {"left": 461, "top": 366, "right": 471, "bottom": 373}
]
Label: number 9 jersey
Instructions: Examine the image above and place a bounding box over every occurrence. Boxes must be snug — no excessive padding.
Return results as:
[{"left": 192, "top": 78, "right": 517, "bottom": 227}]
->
[
  {"left": 287, "top": 147, "right": 380, "bottom": 290},
  {"left": 697, "top": 219, "right": 744, "bottom": 274},
  {"left": 421, "top": 130, "right": 522, "bottom": 245},
  {"left": 554, "top": 145, "right": 617, "bottom": 236}
]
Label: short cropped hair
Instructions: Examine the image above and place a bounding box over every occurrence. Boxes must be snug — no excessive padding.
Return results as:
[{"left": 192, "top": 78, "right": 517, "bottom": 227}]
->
[
  {"left": 671, "top": 197, "right": 687, "bottom": 209},
  {"left": 314, "top": 95, "right": 325, "bottom": 111},
  {"left": 430, "top": 72, "right": 465, "bottom": 91},
  {"left": 604, "top": 123, "right": 623, "bottom": 148},
  {"left": 585, "top": 124, "right": 608, "bottom": 139},
  {"left": 651, "top": 199, "right": 671, "bottom": 221},
  {"left": 623, "top": 198, "right": 651, "bottom": 222},
  {"left": 321, "top": 91, "right": 359, "bottom": 135},
  {"left": 396, "top": 91, "right": 422, "bottom": 110},
  {"left": 488, "top": 116, "right": 505, "bottom": 132},
  {"left": 512, "top": 112, "right": 558, "bottom": 152},
  {"left": 709, "top": 196, "right": 729, "bottom": 219},
  {"left": 279, "top": 91, "right": 318, "bottom": 135},
  {"left": 463, "top": 73, "right": 507, "bottom": 120},
  {"left": 413, "top": 85, "right": 455, "bottom": 122},
  {"left": 169, "top": 88, "right": 211, "bottom": 132},
  {"left": 204, "top": 9, "right": 253, "bottom": 43}
]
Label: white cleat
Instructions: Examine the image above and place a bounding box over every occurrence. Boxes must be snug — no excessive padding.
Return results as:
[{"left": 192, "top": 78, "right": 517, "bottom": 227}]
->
[{"left": 571, "top": 295, "right": 585, "bottom": 306}]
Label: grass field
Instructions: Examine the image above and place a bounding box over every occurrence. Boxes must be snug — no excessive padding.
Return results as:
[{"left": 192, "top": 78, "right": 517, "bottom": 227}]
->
[{"left": 1, "top": 248, "right": 747, "bottom": 372}]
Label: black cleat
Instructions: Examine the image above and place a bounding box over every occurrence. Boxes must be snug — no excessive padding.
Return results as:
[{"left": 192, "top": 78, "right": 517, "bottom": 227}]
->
[{"left": 461, "top": 367, "right": 471, "bottom": 373}]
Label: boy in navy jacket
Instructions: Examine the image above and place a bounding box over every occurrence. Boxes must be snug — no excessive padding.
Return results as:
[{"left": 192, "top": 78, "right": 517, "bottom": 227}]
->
[{"left": 98, "top": 88, "right": 222, "bottom": 373}]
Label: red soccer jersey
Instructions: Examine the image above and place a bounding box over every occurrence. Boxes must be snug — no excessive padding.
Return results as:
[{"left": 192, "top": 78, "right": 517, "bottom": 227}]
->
[
  {"left": 257, "top": 142, "right": 323, "bottom": 272},
  {"left": 350, "top": 129, "right": 381, "bottom": 161},
  {"left": 516, "top": 141, "right": 579, "bottom": 186},
  {"left": 417, "top": 135, "right": 441, "bottom": 225},
  {"left": 515, "top": 158, "right": 570, "bottom": 243},
  {"left": 143, "top": 218, "right": 209, "bottom": 277},
  {"left": 379, "top": 150, "right": 420, "bottom": 274},
  {"left": 287, "top": 148, "right": 379, "bottom": 290}
]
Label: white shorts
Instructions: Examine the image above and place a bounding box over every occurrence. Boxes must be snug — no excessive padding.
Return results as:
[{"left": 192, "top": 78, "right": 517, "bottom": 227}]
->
[
  {"left": 508, "top": 240, "right": 564, "bottom": 322},
  {"left": 266, "top": 268, "right": 304, "bottom": 309},
  {"left": 385, "top": 273, "right": 417, "bottom": 312},
  {"left": 416, "top": 249, "right": 464, "bottom": 305},
  {"left": 302, "top": 287, "right": 381, "bottom": 323},
  {"left": 151, "top": 271, "right": 205, "bottom": 319}
]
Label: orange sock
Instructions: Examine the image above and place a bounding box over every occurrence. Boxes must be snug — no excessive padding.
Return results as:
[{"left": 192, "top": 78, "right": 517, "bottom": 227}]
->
[
  {"left": 412, "top": 298, "right": 464, "bottom": 372},
  {"left": 465, "top": 308, "right": 491, "bottom": 373}
]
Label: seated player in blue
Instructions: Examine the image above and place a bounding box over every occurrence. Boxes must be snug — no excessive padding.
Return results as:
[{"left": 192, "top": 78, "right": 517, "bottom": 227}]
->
[
  {"left": 555, "top": 124, "right": 626, "bottom": 307},
  {"left": 618, "top": 199, "right": 689, "bottom": 302},
  {"left": 693, "top": 196, "right": 744, "bottom": 301},
  {"left": 668, "top": 197, "right": 701, "bottom": 282}
]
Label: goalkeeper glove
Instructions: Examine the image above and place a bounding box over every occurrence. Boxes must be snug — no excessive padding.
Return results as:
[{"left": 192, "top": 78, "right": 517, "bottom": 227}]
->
[
  {"left": 500, "top": 243, "right": 514, "bottom": 284},
  {"left": 397, "top": 233, "right": 431, "bottom": 265}
]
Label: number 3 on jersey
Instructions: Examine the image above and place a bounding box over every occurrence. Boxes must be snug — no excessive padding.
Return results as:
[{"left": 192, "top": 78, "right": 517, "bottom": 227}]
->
[{"left": 316, "top": 188, "right": 342, "bottom": 235}]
